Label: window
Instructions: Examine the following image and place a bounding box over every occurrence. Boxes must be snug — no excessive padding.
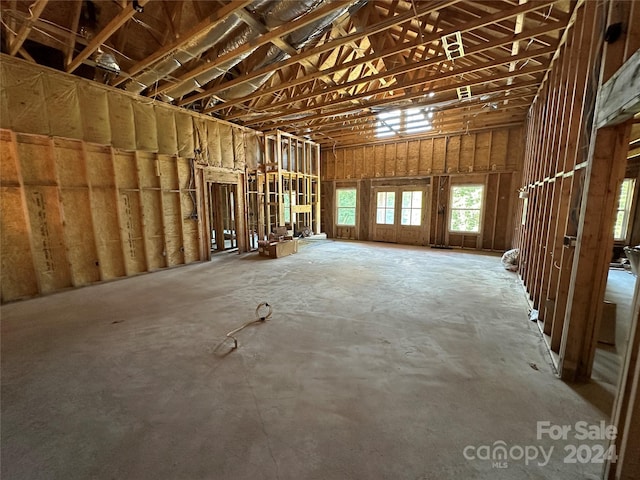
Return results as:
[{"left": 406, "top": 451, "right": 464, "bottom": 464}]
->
[
  {"left": 449, "top": 185, "right": 484, "bottom": 233},
  {"left": 614, "top": 178, "right": 635, "bottom": 240},
  {"left": 375, "top": 107, "right": 434, "bottom": 138},
  {"left": 336, "top": 188, "right": 357, "bottom": 226},
  {"left": 376, "top": 191, "right": 396, "bottom": 224},
  {"left": 401, "top": 191, "right": 423, "bottom": 226}
]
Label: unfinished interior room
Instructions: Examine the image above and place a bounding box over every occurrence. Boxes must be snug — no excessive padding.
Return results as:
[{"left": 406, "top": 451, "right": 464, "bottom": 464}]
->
[{"left": 1, "top": 0, "right": 639, "bottom": 478}]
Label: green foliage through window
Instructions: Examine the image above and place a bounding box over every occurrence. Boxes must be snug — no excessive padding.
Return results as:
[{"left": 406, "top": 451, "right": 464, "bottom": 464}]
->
[
  {"left": 337, "top": 188, "right": 357, "bottom": 226},
  {"left": 449, "top": 185, "right": 483, "bottom": 233}
]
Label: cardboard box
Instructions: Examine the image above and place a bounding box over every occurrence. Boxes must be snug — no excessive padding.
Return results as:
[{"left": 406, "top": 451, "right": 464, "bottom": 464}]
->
[{"left": 258, "top": 239, "right": 298, "bottom": 258}]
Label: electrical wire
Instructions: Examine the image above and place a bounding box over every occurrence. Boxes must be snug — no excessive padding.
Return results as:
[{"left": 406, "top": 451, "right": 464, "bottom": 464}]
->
[{"left": 213, "top": 303, "right": 273, "bottom": 355}]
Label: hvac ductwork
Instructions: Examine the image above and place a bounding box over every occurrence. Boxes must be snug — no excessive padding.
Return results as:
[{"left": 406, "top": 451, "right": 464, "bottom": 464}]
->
[
  {"left": 124, "top": 0, "right": 324, "bottom": 99},
  {"left": 216, "top": 0, "right": 367, "bottom": 101}
]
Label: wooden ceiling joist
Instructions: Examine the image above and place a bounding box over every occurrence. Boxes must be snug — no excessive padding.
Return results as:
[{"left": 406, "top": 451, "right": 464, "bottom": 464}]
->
[
  {"left": 203, "top": 0, "right": 559, "bottom": 116},
  {"left": 66, "top": 0, "right": 151, "bottom": 73},
  {"left": 111, "top": 0, "right": 253, "bottom": 87},
  {"left": 179, "top": 0, "right": 460, "bottom": 107},
  {"left": 7, "top": 0, "right": 49, "bottom": 56},
  {"left": 222, "top": 22, "right": 564, "bottom": 122}
]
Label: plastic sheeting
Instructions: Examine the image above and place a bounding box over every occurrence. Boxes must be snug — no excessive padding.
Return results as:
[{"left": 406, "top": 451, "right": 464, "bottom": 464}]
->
[
  {"left": 174, "top": 110, "right": 194, "bottom": 158},
  {"left": 44, "top": 76, "right": 83, "bottom": 139},
  {"left": 77, "top": 84, "right": 111, "bottom": 144},
  {"left": 233, "top": 129, "right": 246, "bottom": 169},
  {"left": 219, "top": 123, "right": 235, "bottom": 169},
  {"left": 207, "top": 122, "right": 222, "bottom": 167},
  {"left": 155, "top": 107, "right": 178, "bottom": 155},
  {"left": 108, "top": 92, "right": 136, "bottom": 150},
  {"left": 1, "top": 57, "right": 258, "bottom": 171},
  {"left": 133, "top": 101, "right": 158, "bottom": 152},
  {"left": 0, "top": 62, "right": 48, "bottom": 135}
]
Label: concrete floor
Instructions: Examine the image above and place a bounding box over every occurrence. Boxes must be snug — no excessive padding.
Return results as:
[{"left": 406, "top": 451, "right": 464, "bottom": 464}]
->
[{"left": 2, "top": 241, "right": 610, "bottom": 479}]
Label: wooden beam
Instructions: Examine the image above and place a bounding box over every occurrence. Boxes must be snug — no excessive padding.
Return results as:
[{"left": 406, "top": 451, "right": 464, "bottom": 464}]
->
[
  {"left": 9, "top": 0, "right": 49, "bottom": 56},
  {"left": 112, "top": 0, "right": 252, "bottom": 86},
  {"left": 262, "top": 77, "right": 541, "bottom": 132},
  {"left": 179, "top": 0, "right": 461, "bottom": 106},
  {"left": 207, "top": 18, "right": 562, "bottom": 115},
  {"left": 154, "top": 1, "right": 351, "bottom": 96},
  {"left": 66, "top": 0, "right": 83, "bottom": 67},
  {"left": 560, "top": 122, "right": 632, "bottom": 381},
  {"left": 597, "top": 48, "right": 640, "bottom": 128},
  {"left": 220, "top": 23, "right": 562, "bottom": 120},
  {"left": 66, "top": 0, "right": 151, "bottom": 73},
  {"left": 238, "top": 49, "right": 552, "bottom": 126}
]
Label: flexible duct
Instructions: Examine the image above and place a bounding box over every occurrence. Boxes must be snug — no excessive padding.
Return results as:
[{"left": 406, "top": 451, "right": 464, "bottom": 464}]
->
[
  {"left": 216, "top": 0, "right": 367, "bottom": 101},
  {"left": 125, "top": 0, "right": 322, "bottom": 99}
]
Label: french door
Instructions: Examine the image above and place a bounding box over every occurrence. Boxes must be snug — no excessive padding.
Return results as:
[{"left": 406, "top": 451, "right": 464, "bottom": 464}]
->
[{"left": 372, "top": 186, "right": 430, "bottom": 245}]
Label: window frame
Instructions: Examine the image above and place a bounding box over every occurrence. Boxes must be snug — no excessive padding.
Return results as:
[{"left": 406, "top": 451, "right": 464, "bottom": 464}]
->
[
  {"left": 400, "top": 190, "right": 423, "bottom": 227},
  {"left": 376, "top": 191, "right": 396, "bottom": 225},
  {"left": 448, "top": 184, "right": 485, "bottom": 234},
  {"left": 614, "top": 178, "right": 635, "bottom": 241},
  {"left": 336, "top": 187, "right": 357, "bottom": 227}
]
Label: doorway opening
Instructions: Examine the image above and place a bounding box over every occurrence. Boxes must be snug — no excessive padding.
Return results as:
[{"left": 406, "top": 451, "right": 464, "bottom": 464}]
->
[{"left": 208, "top": 182, "right": 238, "bottom": 253}]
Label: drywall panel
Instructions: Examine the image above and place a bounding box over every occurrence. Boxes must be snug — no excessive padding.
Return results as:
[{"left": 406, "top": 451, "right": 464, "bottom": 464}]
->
[
  {"left": 78, "top": 84, "right": 111, "bottom": 145},
  {"left": 1, "top": 187, "right": 38, "bottom": 301},
  {"left": 108, "top": 93, "right": 136, "bottom": 150},
  {"left": 133, "top": 101, "right": 158, "bottom": 152},
  {"left": 155, "top": 107, "right": 178, "bottom": 155},
  {"left": 44, "top": 76, "right": 83, "bottom": 139}
]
